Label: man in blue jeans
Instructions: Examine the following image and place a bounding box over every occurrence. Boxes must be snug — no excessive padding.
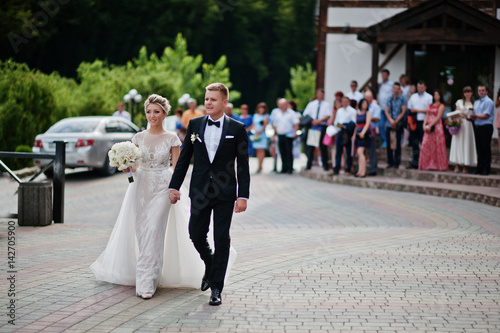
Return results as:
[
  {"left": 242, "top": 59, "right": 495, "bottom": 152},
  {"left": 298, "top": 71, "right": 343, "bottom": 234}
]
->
[
  {"left": 377, "top": 69, "right": 394, "bottom": 148},
  {"left": 384, "top": 82, "right": 407, "bottom": 169}
]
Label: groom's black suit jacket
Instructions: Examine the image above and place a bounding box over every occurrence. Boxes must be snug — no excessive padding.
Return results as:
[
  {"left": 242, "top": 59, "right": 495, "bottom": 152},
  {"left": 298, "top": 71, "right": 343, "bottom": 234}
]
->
[{"left": 169, "top": 115, "right": 250, "bottom": 203}]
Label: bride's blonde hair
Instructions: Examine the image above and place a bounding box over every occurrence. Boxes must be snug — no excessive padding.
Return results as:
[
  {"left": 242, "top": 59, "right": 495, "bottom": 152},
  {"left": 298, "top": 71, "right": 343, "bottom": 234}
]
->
[{"left": 144, "top": 94, "right": 172, "bottom": 114}]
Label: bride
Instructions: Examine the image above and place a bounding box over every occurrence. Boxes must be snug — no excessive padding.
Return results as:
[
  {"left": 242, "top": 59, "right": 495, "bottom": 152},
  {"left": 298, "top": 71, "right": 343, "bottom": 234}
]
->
[{"left": 91, "top": 94, "right": 234, "bottom": 299}]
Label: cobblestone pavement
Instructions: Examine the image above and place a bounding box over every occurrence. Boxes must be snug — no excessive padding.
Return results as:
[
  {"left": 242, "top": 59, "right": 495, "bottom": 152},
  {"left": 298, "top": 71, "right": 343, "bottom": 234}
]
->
[{"left": 1, "top": 156, "right": 499, "bottom": 332}]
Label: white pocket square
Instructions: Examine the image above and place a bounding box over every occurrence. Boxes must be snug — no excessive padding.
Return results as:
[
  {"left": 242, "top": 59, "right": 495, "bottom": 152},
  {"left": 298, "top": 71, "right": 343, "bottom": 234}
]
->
[{"left": 225, "top": 135, "right": 234, "bottom": 139}]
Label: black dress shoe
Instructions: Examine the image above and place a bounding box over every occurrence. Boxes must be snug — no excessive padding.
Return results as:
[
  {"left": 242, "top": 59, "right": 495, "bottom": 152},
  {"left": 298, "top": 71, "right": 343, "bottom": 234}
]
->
[
  {"left": 209, "top": 288, "right": 222, "bottom": 306},
  {"left": 406, "top": 164, "right": 418, "bottom": 170},
  {"left": 201, "top": 277, "right": 210, "bottom": 291},
  {"left": 367, "top": 172, "right": 377, "bottom": 176}
]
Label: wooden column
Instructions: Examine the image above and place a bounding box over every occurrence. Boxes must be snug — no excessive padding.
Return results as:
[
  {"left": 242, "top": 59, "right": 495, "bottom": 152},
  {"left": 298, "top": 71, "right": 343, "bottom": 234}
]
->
[
  {"left": 316, "top": 0, "right": 328, "bottom": 90},
  {"left": 406, "top": 44, "right": 413, "bottom": 83},
  {"left": 371, "top": 43, "right": 379, "bottom": 98},
  {"left": 489, "top": 46, "right": 496, "bottom": 99}
]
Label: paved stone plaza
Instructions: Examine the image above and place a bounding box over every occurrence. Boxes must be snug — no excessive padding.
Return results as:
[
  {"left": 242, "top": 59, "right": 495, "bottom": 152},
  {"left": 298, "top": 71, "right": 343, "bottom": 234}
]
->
[{"left": 0, "top": 157, "right": 499, "bottom": 332}]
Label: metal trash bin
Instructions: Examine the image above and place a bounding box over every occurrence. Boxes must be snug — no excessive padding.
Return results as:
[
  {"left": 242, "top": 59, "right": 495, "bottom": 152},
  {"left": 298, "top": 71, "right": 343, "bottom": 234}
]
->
[{"left": 18, "top": 182, "right": 52, "bottom": 226}]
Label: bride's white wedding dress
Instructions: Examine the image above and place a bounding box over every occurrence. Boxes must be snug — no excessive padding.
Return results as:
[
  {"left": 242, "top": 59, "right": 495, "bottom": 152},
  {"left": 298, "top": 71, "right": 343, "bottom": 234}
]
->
[{"left": 91, "top": 130, "right": 236, "bottom": 295}]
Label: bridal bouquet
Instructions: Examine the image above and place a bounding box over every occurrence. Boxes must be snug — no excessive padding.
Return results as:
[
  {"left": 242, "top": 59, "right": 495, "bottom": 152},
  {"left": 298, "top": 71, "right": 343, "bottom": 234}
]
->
[
  {"left": 108, "top": 141, "right": 141, "bottom": 183},
  {"left": 445, "top": 117, "right": 461, "bottom": 136}
]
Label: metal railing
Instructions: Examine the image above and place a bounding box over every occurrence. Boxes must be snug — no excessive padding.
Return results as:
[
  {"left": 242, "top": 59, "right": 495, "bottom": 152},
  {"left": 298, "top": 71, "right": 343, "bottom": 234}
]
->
[{"left": 0, "top": 141, "right": 66, "bottom": 223}]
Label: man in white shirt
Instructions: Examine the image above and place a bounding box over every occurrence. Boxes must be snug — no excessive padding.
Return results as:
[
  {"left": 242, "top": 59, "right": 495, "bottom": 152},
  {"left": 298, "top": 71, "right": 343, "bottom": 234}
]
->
[
  {"left": 406, "top": 81, "right": 432, "bottom": 169},
  {"left": 303, "top": 89, "right": 332, "bottom": 171},
  {"left": 378, "top": 69, "right": 394, "bottom": 147},
  {"left": 272, "top": 98, "right": 299, "bottom": 174},
  {"left": 113, "top": 102, "right": 131, "bottom": 122},
  {"left": 332, "top": 97, "right": 357, "bottom": 175},
  {"left": 345, "top": 80, "right": 364, "bottom": 105}
]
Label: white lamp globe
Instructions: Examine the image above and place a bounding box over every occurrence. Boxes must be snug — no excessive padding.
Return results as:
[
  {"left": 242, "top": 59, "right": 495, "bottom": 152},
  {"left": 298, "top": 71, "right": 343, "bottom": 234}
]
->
[
  {"left": 128, "top": 89, "right": 138, "bottom": 98},
  {"left": 123, "top": 94, "right": 131, "bottom": 103},
  {"left": 134, "top": 94, "right": 142, "bottom": 103}
]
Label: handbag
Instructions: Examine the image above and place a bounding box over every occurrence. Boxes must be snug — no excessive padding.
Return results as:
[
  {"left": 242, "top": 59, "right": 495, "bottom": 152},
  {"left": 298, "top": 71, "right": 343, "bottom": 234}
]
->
[
  {"left": 250, "top": 133, "right": 261, "bottom": 142},
  {"left": 322, "top": 133, "right": 334, "bottom": 146},
  {"left": 306, "top": 128, "right": 321, "bottom": 147},
  {"left": 408, "top": 114, "right": 417, "bottom": 131},
  {"left": 299, "top": 115, "right": 313, "bottom": 128}
]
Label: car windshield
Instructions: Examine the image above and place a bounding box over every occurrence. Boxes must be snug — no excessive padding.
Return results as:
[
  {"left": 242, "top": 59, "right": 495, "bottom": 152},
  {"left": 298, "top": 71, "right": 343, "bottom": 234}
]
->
[{"left": 46, "top": 119, "right": 100, "bottom": 133}]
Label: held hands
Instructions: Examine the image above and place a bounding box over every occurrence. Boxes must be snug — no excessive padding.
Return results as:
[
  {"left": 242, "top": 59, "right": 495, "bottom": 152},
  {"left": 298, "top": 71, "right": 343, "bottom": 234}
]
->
[
  {"left": 169, "top": 189, "right": 181, "bottom": 204},
  {"left": 234, "top": 199, "right": 247, "bottom": 213}
]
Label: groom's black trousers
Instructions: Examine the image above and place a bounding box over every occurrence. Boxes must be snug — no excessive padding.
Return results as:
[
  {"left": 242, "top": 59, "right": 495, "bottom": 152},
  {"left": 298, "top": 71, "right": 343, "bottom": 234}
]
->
[{"left": 189, "top": 181, "right": 234, "bottom": 292}]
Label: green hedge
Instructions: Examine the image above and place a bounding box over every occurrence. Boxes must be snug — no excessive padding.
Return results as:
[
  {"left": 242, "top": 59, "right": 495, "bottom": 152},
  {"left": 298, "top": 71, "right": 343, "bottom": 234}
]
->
[{"left": 0, "top": 34, "right": 238, "bottom": 152}]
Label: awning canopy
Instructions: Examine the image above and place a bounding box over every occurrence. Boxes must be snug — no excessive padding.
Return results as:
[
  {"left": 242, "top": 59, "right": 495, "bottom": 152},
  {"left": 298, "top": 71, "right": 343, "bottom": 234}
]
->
[{"left": 357, "top": 0, "right": 500, "bottom": 46}]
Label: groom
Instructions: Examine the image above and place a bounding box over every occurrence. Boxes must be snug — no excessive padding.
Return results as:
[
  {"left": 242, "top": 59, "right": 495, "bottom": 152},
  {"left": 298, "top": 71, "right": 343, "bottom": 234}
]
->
[{"left": 169, "top": 82, "right": 250, "bottom": 306}]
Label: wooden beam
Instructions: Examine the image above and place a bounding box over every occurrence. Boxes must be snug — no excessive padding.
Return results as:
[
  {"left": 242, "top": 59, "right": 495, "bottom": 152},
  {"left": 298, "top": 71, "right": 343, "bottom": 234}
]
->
[
  {"left": 326, "top": 27, "right": 365, "bottom": 34},
  {"left": 328, "top": 1, "right": 407, "bottom": 7},
  {"left": 489, "top": 46, "right": 496, "bottom": 99},
  {"left": 316, "top": 0, "right": 328, "bottom": 90},
  {"left": 361, "top": 43, "right": 404, "bottom": 93},
  {"left": 376, "top": 28, "right": 500, "bottom": 44},
  {"left": 371, "top": 43, "right": 379, "bottom": 98},
  {"left": 405, "top": 44, "right": 413, "bottom": 84}
]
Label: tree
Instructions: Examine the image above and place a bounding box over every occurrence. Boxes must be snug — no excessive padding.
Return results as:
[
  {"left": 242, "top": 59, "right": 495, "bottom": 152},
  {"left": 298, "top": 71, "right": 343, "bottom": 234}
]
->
[
  {"left": 285, "top": 63, "right": 316, "bottom": 111},
  {"left": 0, "top": 0, "right": 317, "bottom": 110}
]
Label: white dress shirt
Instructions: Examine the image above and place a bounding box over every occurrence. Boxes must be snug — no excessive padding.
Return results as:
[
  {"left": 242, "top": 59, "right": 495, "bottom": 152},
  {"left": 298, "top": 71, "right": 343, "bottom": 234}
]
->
[
  {"left": 407, "top": 91, "right": 433, "bottom": 121},
  {"left": 346, "top": 91, "right": 364, "bottom": 104},
  {"left": 378, "top": 79, "right": 394, "bottom": 110},
  {"left": 113, "top": 110, "right": 131, "bottom": 121},
  {"left": 204, "top": 116, "right": 224, "bottom": 163},
  {"left": 303, "top": 99, "right": 332, "bottom": 125},
  {"left": 272, "top": 109, "right": 299, "bottom": 137},
  {"left": 334, "top": 106, "right": 357, "bottom": 126}
]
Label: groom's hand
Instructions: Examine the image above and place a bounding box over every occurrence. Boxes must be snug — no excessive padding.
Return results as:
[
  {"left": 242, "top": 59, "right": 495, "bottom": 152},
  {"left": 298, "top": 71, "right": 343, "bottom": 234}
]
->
[
  {"left": 234, "top": 199, "right": 247, "bottom": 213},
  {"left": 169, "top": 189, "right": 181, "bottom": 204}
]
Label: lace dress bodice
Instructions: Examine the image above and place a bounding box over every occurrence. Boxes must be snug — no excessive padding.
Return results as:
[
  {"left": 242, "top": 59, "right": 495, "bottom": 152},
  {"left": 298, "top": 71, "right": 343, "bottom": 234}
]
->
[{"left": 132, "top": 131, "right": 181, "bottom": 170}]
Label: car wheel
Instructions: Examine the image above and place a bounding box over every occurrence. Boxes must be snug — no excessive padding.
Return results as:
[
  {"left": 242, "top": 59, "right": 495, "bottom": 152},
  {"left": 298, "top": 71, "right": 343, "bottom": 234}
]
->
[{"left": 98, "top": 155, "right": 116, "bottom": 176}]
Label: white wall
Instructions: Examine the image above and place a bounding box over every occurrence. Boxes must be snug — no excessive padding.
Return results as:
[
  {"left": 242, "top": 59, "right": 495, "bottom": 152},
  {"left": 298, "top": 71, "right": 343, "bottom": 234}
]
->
[
  {"left": 327, "top": 7, "right": 406, "bottom": 28},
  {"left": 324, "top": 33, "right": 406, "bottom": 106}
]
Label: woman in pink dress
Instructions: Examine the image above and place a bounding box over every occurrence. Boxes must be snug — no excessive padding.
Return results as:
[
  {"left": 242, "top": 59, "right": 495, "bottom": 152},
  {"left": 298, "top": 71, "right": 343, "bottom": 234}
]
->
[{"left": 419, "top": 90, "right": 449, "bottom": 171}]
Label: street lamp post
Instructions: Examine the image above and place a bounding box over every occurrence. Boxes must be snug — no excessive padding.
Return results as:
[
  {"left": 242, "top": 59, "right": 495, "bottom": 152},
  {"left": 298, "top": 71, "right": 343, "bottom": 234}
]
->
[{"left": 123, "top": 89, "right": 142, "bottom": 123}]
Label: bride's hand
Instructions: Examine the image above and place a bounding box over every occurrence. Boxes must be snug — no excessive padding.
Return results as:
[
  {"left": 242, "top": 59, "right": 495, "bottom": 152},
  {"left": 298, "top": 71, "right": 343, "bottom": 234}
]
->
[
  {"left": 122, "top": 167, "right": 131, "bottom": 173},
  {"left": 169, "top": 189, "right": 181, "bottom": 204}
]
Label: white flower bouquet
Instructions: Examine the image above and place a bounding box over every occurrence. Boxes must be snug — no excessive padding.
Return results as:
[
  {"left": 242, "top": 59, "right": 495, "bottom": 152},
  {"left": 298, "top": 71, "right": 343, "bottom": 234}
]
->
[{"left": 108, "top": 141, "right": 141, "bottom": 183}]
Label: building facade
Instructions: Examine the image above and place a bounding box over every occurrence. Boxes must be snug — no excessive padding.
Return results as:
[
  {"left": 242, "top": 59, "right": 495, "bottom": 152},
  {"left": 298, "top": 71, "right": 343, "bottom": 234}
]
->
[{"left": 317, "top": 0, "right": 500, "bottom": 122}]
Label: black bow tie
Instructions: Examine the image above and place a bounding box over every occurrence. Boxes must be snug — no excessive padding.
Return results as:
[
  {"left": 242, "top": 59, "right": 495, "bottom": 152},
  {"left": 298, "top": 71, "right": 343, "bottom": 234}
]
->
[{"left": 208, "top": 119, "right": 220, "bottom": 127}]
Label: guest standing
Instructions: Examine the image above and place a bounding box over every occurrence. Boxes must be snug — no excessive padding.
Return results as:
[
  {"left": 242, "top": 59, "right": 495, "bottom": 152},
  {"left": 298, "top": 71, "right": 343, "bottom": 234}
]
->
[
  {"left": 332, "top": 97, "right": 357, "bottom": 175},
  {"left": 470, "top": 85, "right": 495, "bottom": 175},
  {"left": 345, "top": 80, "right": 364, "bottom": 104},
  {"left": 419, "top": 90, "right": 448, "bottom": 171},
  {"left": 365, "top": 90, "right": 381, "bottom": 176},
  {"left": 449, "top": 86, "right": 477, "bottom": 173},
  {"left": 251, "top": 102, "right": 269, "bottom": 173},
  {"left": 238, "top": 104, "right": 254, "bottom": 157},
  {"left": 354, "top": 99, "right": 372, "bottom": 177},
  {"left": 377, "top": 69, "right": 394, "bottom": 148},
  {"left": 113, "top": 102, "right": 132, "bottom": 122},
  {"left": 407, "top": 81, "right": 432, "bottom": 169},
  {"left": 385, "top": 82, "right": 407, "bottom": 169},
  {"left": 303, "top": 89, "right": 332, "bottom": 171},
  {"left": 181, "top": 98, "right": 204, "bottom": 130},
  {"left": 272, "top": 98, "right": 299, "bottom": 174}
]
